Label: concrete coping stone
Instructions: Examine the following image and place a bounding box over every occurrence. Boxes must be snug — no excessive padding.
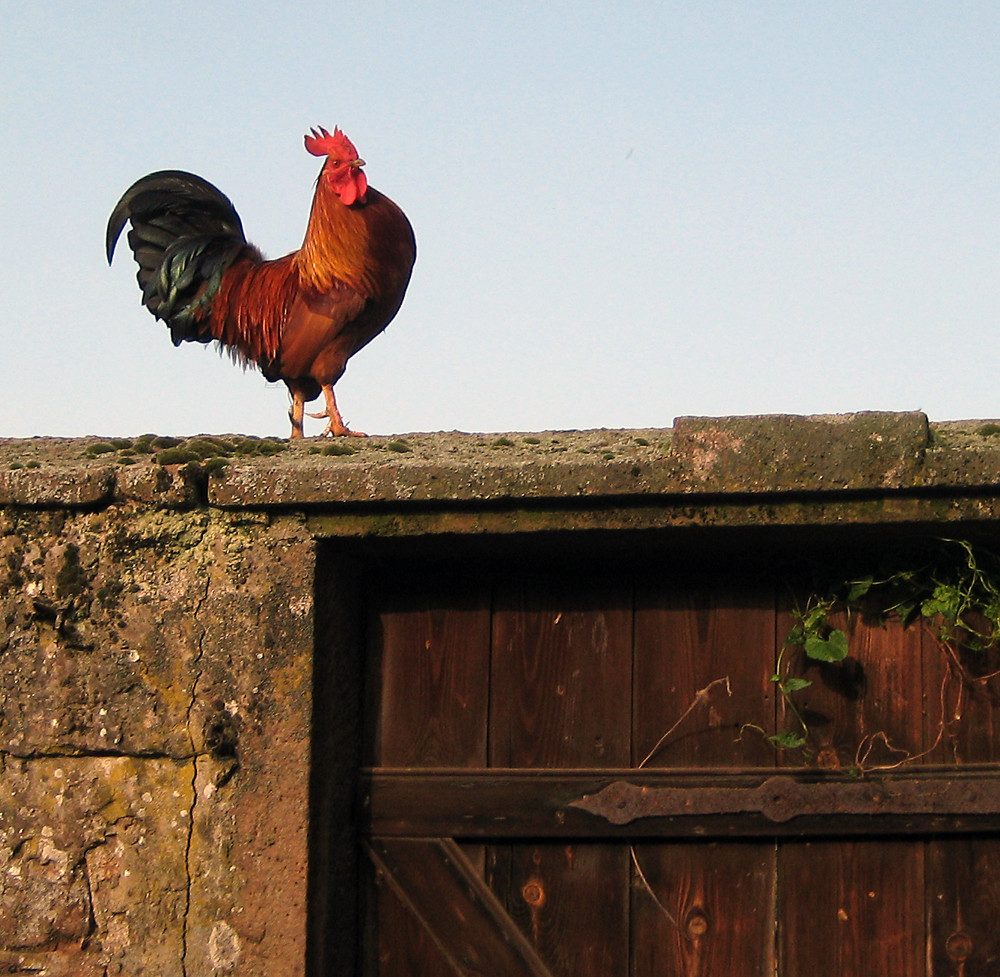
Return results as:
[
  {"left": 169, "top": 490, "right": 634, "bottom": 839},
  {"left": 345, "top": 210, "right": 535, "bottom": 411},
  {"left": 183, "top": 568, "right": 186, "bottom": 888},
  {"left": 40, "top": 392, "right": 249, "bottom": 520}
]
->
[{"left": 1, "top": 412, "right": 999, "bottom": 509}]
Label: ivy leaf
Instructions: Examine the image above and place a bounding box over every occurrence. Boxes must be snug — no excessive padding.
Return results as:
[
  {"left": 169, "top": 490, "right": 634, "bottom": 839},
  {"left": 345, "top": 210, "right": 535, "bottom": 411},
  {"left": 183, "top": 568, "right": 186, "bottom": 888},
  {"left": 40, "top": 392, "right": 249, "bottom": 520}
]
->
[
  {"left": 801, "top": 604, "right": 829, "bottom": 631},
  {"left": 804, "top": 629, "right": 849, "bottom": 662},
  {"left": 847, "top": 576, "right": 874, "bottom": 602},
  {"left": 783, "top": 625, "right": 804, "bottom": 649},
  {"left": 769, "top": 731, "right": 807, "bottom": 749},
  {"left": 983, "top": 595, "right": 1000, "bottom": 627},
  {"left": 922, "top": 584, "right": 961, "bottom": 623},
  {"left": 780, "top": 677, "right": 813, "bottom": 693}
]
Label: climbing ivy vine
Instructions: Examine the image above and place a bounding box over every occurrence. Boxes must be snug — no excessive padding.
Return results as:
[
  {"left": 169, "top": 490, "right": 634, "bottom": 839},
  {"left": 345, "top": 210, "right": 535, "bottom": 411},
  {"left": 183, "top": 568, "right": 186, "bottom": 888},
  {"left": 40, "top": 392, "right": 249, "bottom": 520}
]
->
[{"left": 765, "top": 537, "right": 1000, "bottom": 757}]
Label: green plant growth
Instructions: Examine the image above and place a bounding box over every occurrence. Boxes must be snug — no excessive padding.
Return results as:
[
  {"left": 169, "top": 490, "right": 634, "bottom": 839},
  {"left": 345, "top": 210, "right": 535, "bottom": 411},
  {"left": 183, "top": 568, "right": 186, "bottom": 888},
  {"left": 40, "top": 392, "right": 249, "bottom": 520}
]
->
[
  {"left": 321, "top": 442, "right": 358, "bottom": 456},
  {"left": 768, "top": 598, "right": 849, "bottom": 750},
  {"left": 766, "top": 538, "right": 1000, "bottom": 755},
  {"left": 847, "top": 538, "right": 1000, "bottom": 650}
]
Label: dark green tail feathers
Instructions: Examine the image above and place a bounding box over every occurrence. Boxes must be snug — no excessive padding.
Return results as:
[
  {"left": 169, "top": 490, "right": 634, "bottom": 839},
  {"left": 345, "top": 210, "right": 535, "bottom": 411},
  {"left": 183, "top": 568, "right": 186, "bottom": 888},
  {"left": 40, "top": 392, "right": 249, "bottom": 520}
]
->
[{"left": 106, "top": 170, "right": 249, "bottom": 345}]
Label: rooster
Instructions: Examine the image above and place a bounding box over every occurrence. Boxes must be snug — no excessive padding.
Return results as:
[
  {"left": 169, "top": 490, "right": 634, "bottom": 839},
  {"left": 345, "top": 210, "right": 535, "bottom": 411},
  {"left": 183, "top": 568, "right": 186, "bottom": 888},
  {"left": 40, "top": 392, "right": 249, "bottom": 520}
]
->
[{"left": 106, "top": 126, "right": 415, "bottom": 438}]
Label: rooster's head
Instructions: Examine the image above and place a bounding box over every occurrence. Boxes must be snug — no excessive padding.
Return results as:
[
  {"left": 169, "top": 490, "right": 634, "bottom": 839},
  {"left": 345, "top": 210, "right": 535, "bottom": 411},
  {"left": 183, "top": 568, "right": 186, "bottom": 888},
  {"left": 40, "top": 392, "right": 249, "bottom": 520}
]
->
[{"left": 305, "top": 126, "right": 368, "bottom": 206}]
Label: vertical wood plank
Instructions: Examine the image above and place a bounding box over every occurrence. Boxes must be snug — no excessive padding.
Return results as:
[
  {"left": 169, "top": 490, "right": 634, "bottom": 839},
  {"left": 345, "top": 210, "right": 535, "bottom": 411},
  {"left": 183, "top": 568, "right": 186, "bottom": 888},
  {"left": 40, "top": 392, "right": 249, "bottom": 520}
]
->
[
  {"left": 921, "top": 623, "right": 1000, "bottom": 764},
  {"left": 846, "top": 610, "right": 926, "bottom": 768},
  {"left": 489, "top": 572, "right": 632, "bottom": 975},
  {"left": 778, "top": 840, "right": 924, "bottom": 977},
  {"left": 634, "top": 569, "right": 777, "bottom": 768},
  {"left": 370, "top": 570, "right": 491, "bottom": 767},
  {"left": 776, "top": 601, "right": 925, "bottom": 770},
  {"left": 926, "top": 837, "right": 1000, "bottom": 975},
  {"left": 630, "top": 841, "right": 776, "bottom": 977},
  {"left": 923, "top": 627, "right": 1000, "bottom": 973},
  {"left": 490, "top": 843, "right": 627, "bottom": 977},
  {"left": 775, "top": 601, "right": 928, "bottom": 973},
  {"left": 490, "top": 571, "right": 633, "bottom": 768},
  {"left": 373, "top": 883, "right": 462, "bottom": 977},
  {"left": 631, "top": 569, "right": 778, "bottom": 974},
  {"left": 368, "top": 571, "right": 492, "bottom": 976}
]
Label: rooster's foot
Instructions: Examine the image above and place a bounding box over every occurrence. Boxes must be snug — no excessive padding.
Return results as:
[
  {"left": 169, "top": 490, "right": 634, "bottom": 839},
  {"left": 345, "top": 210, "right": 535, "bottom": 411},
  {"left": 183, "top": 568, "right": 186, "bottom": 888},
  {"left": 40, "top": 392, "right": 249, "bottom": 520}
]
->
[
  {"left": 307, "top": 384, "right": 367, "bottom": 437},
  {"left": 307, "top": 409, "right": 367, "bottom": 438}
]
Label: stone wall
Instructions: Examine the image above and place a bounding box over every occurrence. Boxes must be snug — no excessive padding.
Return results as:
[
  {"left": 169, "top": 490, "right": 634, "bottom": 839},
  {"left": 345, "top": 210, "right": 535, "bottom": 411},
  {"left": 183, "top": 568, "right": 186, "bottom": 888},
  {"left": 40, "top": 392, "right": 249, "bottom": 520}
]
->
[
  {"left": 1, "top": 504, "right": 315, "bottom": 975},
  {"left": 3, "top": 414, "right": 1000, "bottom": 975}
]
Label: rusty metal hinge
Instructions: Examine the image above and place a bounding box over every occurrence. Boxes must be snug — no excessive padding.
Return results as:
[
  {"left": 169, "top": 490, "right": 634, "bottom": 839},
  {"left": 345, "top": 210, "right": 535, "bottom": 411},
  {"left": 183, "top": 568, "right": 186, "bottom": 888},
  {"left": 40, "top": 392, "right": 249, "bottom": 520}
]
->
[{"left": 569, "top": 775, "right": 1000, "bottom": 825}]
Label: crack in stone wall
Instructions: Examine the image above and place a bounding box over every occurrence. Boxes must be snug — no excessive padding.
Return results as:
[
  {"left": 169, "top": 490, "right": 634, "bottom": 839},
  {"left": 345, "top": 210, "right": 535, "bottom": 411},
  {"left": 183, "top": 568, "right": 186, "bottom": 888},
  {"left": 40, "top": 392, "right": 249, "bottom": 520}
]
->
[
  {"left": 0, "top": 505, "right": 315, "bottom": 976},
  {"left": 182, "top": 567, "right": 211, "bottom": 977}
]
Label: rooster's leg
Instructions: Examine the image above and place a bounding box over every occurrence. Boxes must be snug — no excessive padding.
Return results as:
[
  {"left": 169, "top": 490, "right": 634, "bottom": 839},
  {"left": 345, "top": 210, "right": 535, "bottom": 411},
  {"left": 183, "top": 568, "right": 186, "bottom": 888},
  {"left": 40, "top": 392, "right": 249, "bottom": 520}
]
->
[
  {"left": 288, "top": 390, "right": 306, "bottom": 440},
  {"left": 308, "top": 384, "right": 367, "bottom": 437}
]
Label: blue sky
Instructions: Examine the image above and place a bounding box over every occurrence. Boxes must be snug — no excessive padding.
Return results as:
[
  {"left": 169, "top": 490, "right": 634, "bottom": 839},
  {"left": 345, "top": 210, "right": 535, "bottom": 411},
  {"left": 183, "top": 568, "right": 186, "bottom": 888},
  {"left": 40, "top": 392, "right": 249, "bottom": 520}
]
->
[{"left": 3, "top": 2, "right": 1000, "bottom": 438}]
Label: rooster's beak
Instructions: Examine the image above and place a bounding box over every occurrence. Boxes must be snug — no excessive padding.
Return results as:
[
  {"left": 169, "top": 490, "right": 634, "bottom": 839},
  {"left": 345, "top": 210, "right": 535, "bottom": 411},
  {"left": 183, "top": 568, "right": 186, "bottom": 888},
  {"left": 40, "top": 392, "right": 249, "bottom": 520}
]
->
[{"left": 350, "top": 158, "right": 366, "bottom": 168}]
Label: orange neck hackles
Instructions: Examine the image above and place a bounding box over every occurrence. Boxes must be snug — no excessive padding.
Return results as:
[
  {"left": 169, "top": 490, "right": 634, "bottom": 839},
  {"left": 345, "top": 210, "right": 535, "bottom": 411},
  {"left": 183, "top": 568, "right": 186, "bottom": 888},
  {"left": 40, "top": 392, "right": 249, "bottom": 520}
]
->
[{"left": 295, "top": 172, "right": 375, "bottom": 296}]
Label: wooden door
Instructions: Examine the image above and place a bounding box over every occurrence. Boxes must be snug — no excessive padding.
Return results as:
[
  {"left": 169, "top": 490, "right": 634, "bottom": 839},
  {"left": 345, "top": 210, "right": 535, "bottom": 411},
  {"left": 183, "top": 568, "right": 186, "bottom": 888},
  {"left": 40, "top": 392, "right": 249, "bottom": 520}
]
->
[{"left": 360, "top": 560, "right": 1000, "bottom": 976}]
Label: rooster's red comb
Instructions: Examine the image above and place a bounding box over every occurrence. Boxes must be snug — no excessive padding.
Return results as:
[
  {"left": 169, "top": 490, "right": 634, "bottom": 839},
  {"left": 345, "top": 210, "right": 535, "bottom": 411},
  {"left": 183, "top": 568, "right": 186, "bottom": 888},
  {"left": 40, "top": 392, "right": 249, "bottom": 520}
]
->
[{"left": 304, "top": 126, "right": 360, "bottom": 161}]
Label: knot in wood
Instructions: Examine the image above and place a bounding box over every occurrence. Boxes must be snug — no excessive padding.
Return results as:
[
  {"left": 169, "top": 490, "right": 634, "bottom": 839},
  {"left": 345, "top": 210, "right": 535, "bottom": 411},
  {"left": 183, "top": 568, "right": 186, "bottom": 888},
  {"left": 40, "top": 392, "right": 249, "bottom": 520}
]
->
[
  {"left": 946, "top": 931, "right": 973, "bottom": 962},
  {"left": 521, "top": 880, "right": 545, "bottom": 908},
  {"left": 686, "top": 911, "right": 709, "bottom": 938}
]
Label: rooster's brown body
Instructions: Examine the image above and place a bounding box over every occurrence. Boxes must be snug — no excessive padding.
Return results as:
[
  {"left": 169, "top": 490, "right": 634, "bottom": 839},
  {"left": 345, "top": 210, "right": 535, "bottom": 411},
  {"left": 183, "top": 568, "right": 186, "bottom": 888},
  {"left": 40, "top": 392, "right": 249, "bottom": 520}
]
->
[{"left": 106, "top": 127, "right": 415, "bottom": 437}]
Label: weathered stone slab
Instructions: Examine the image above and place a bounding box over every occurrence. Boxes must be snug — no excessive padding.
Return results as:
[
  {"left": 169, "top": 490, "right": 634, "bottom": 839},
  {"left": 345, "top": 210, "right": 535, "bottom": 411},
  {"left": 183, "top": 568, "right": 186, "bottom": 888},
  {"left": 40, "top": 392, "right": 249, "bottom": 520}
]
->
[
  {"left": 0, "top": 755, "right": 190, "bottom": 976},
  {"left": 116, "top": 462, "right": 202, "bottom": 506},
  {"left": 6, "top": 416, "right": 1000, "bottom": 510},
  {"left": 670, "top": 412, "right": 930, "bottom": 492},
  {"left": 0, "top": 466, "right": 115, "bottom": 506},
  {"left": 0, "top": 509, "right": 209, "bottom": 757},
  {"left": 205, "top": 429, "right": 674, "bottom": 506}
]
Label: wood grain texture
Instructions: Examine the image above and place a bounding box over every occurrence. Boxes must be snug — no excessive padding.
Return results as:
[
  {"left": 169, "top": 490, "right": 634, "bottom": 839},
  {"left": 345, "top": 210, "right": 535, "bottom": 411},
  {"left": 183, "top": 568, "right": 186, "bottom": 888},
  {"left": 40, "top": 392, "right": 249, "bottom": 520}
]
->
[
  {"left": 370, "top": 572, "right": 491, "bottom": 767},
  {"left": 365, "top": 767, "right": 1000, "bottom": 839},
  {"left": 778, "top": 839, "right": 924, "bottom": 977},
  {"left": 926, "top": 837, "right": 1000, "bottom": 976},
  {"left": 489, "top": 573, "right": 632, "bottom": 973},
  {"left": 490, "top": 572, "right": 633, "bottom": 769},
  {"left": 361, "top": 559, "right": 1000, "bottom": 977},
  {"left": 634, "top": 569, "right": 777, "bottom": 768},
  {"left": 776, "top": 600, "right": 926, "bottom": 770},
  {"left": 373, "top": 883, "right": 460, "bottom": 977},
  {"left": 921, "top": 623, "right": 1000, "bottom": 765},
  {"left": 367, "top": 574, "right": 493, "bottom": 976},
  {"left": 489, "top": 843, "right": 629, "bottom": 977},
  {"left": 369, "top": 838, "right": 555, "bottom": 977},
  {"left": 630, "top": 841, "right": 776, "bottom": 977}
]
